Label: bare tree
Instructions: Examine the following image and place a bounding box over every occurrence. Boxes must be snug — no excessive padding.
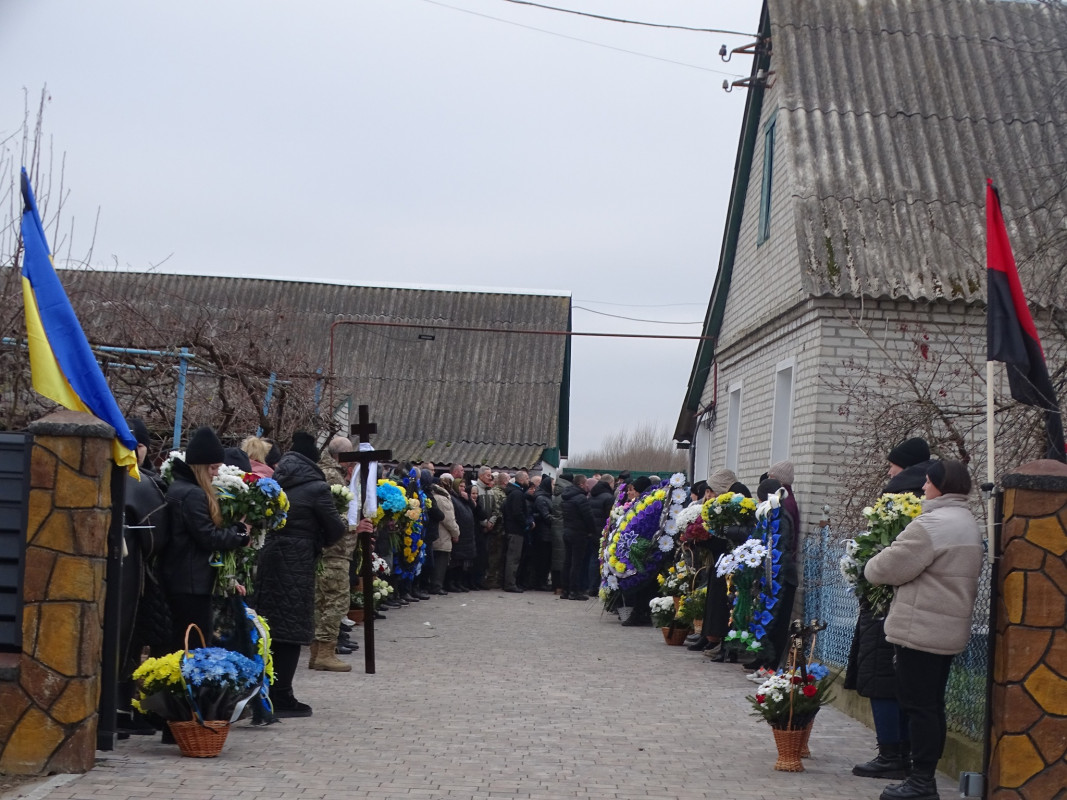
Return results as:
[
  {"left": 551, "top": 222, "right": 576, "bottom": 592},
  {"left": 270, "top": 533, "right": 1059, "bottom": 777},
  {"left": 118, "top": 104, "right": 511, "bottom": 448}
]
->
[{"left": 568, "top": 421, "right": 686, "bottom": 474}]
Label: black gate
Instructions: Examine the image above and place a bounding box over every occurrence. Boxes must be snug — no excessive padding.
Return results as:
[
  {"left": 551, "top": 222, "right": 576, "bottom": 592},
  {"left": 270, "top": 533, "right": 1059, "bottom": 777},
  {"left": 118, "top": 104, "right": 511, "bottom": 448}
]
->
[{"left": 0, "top": 432, "right": 30, "bottom": 653}]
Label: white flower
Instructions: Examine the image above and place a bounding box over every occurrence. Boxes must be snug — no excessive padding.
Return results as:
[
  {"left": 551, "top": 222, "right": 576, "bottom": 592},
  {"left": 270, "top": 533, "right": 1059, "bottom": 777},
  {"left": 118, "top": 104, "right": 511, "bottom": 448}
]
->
[
  {"left": 743, "top": 554, "right": 762, "bottom": 568},
  {"left": 713, "top": 506, "right": 722, "bottom": 515},
  {"left": 670, "top": 488, "right": 687, "bottom": 504},
  {"left": 844, "top": 538, "right": 859, "bottom": 556},
  {"left": 663, "top": 520, "right": 679, "bottom": 535},
  {"left": 657, "top": 535, "right": 674, "bottom": 552},
  {"left": 606, "top": 575, "right": 619, "bottom": 590},
  {"left": 670, "top": 473, "right": 686, "bottom": 488},
  {"left": 675, "top": 504, "right": 702, "bottom": 529}
]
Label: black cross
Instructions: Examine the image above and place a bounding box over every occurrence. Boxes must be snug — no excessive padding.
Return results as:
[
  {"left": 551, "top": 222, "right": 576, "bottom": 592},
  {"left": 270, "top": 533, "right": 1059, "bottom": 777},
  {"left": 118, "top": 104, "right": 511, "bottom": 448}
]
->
[{"left": 338, "top": 405, "right": 391, "bottom": 675}]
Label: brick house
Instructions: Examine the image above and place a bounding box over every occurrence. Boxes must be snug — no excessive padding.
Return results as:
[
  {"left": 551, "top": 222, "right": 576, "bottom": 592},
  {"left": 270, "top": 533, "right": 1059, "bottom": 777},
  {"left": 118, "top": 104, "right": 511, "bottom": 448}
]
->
[{"left": 674, "top": 0, "right": 1067, "bottom": 531}]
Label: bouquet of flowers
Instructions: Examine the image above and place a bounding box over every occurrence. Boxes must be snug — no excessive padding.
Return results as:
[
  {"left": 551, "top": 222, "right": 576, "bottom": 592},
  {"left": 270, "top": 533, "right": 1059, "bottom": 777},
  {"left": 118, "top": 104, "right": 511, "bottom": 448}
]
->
[
  {"left": 839, "top": 492, "right": 922, "bottom": 617},
  {"left": 676, "top": 502, "right": 710, "bottom": 545},
  {"left": 678, "top": 586, "right": 706, "bottom": 625},
  {"left": 702, "top": 492, "right": 757, "bottom": 534},
  {"left": 657, "top": 560, "right": 692, "bottom": 597},
  {"left": 717, "top": 538, "right": 769, "bottom": 652},
  {"left": 649, "top": 596, "right": 678, "bottom": 628},
  {"left": 331, "top": 483, "right": 355, "bottom": 519},
  {"left": 133, "top": 646, "right": 262, "bottom": 723},
  {"left": 747, "top": 663, "right": 834, "bottom": 730},
  {"left": 210, "top": 468, "right": 289, "bottom": 595}
]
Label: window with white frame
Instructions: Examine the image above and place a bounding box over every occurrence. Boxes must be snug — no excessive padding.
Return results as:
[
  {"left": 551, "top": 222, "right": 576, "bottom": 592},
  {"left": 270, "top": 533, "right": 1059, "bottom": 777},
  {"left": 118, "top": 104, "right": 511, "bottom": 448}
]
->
[
  {"left": 771, "top": 360, "right": 795, "bottom": 464},
  {"left": 725, "top": 382, "right": 742, "bottom": 472}
]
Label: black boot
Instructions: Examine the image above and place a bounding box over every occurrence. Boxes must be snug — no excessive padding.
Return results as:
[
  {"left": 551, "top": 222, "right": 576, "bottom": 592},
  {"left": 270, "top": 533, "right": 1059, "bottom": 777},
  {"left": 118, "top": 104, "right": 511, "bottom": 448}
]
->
[
  {"left": 879, "top": 767, "right": 939, "bottom": 800},
  {"left": 273, "top": 689, "right": 313, "bottom": 718},
  {"left": 853, "top": 743, "right": 908, "bottom": 779}
]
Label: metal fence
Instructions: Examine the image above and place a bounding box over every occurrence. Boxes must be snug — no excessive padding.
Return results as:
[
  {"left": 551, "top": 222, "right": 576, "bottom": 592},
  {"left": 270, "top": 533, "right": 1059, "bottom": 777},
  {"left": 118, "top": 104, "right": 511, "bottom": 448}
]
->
[{"left": 802, "top": 524, "right": 991, "bottom": 741}]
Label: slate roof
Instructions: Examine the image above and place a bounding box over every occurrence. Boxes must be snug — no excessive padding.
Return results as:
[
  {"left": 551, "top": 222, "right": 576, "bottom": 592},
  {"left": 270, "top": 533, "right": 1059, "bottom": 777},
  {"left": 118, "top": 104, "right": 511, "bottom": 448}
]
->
[
  {"left": 676, "top": 0, "right": 1067, "bottom": 441},
  {"left": 60, "top": 270, "right": 570, "bottom": 469},
  {"left": 774, "top": 0, "right": 1067, "bottom": 304}
]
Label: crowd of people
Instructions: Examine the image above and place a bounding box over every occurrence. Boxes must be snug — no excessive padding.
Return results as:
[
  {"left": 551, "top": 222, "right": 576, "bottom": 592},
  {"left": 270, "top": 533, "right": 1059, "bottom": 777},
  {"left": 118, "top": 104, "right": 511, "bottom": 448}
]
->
[{"left": 119, "top": 423, "right": 982, "bottom": 800}]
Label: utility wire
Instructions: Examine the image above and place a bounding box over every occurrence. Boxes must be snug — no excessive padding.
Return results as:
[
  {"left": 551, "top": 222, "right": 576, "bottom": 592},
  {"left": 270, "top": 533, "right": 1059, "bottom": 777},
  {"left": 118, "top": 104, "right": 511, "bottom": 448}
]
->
[
  {"left": 576, "top": 299, "right": 705, "bottom": 308},
  {"left": 573, "top": 305, "right": 702, "bottom": 324},
  {"left": 496, "top": 0, "right": 758, "bottom": 37},
  {"left": 417, "top": 0, "right": 747, "bottom": 76}
]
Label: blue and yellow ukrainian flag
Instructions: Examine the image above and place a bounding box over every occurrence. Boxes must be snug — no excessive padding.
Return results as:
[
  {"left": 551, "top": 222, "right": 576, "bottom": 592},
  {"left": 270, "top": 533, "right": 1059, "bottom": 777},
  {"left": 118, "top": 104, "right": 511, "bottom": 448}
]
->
[{"left": 20, "top": 167, "right": 139, "bottom": 477}]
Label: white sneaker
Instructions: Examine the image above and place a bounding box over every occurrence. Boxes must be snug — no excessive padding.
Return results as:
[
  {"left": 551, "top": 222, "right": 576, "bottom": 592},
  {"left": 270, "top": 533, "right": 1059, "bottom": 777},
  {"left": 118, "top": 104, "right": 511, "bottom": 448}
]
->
[
  {"left": 747, "top": 667, "right": 772, "bottom": 683},
  {"left": 340, "top": 617, "right": 357, "bottom": 629}
]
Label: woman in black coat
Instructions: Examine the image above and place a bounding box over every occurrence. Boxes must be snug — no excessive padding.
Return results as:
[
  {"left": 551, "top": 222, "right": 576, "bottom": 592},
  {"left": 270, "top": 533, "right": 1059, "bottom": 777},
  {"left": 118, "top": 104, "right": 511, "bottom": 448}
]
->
[
  {"left": 161, "top": 427, "right": 250, "bottom": 652},
  {"left": 845, "top": 437, "right": 933, "bottom": 779},
  {"left": 446, "top": 477, "right": 478, "bottom": 591},
  {"left": 254, "top": 433, "right": 347, "bottom": 717}
]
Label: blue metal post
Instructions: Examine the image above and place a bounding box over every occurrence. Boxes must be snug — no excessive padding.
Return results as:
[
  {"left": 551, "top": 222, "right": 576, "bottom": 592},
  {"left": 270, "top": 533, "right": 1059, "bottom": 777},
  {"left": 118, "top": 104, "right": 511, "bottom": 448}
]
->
[
  {"left": 173, "top": 347, "right": 190, "bottom": 449},
  {"left": 256, "top": 372, "right": 277, "bottom": 437}
]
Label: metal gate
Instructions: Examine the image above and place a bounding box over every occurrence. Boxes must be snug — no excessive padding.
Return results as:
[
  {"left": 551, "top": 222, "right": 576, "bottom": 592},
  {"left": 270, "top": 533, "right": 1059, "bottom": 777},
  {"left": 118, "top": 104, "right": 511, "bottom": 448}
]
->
[{"left": 0, "top": 432, "right": 30, "bottom": 653}]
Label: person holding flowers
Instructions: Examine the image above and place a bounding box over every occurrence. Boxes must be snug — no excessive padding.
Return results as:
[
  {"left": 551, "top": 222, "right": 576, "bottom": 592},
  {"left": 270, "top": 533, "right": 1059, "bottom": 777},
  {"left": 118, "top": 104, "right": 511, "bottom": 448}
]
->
[
  {"left": 845, "top": 437, "right": 935, "bottom": 781},
  {"left": 162, "top": 427, "right": 252, "bottom": 653},
  {"left": 253, "top": 432, "right": 354, "bottom": 714},
  {"left": 863, "top": 460, "right": 982, "bottom": 800}
]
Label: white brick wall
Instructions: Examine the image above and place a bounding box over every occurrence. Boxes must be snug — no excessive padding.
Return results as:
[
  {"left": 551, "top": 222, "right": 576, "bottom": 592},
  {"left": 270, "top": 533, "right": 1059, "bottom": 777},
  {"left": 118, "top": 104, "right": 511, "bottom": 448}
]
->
[{"left": 694, "top": 296, "right": 1001, "bottom": 542}]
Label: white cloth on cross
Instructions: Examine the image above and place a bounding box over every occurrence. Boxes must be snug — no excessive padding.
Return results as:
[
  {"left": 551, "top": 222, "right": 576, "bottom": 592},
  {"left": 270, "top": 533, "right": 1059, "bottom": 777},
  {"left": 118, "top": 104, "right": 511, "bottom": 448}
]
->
[{"left": 348, "top": 441, "right": 378, "bottom": 525}]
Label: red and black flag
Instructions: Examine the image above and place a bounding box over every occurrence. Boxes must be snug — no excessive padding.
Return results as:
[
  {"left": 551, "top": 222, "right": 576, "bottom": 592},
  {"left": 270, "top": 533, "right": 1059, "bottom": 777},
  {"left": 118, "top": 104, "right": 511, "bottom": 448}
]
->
[{"left": 986, "top": 179, "right": 1066, "bottom": 462}]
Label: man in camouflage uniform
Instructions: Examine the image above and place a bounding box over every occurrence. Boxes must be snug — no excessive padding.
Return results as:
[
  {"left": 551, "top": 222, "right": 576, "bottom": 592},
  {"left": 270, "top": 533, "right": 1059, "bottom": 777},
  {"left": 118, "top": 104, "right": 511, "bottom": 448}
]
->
[
  {"left": 480, "top": 468, "right": 506, "bottom": 589},
  {"left": 309, "top": 435, "right": 356, "bottom": 672}
]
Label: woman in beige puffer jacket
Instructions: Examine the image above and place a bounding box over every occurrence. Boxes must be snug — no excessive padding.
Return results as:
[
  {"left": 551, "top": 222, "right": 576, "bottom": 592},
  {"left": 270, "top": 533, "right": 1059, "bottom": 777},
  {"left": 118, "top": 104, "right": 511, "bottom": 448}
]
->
[
  {"left": 864, "top": 460, "right": 982, "bottom": 800},
  {"left": 429, "top": 481, "right": 460, "bottom": 594}
]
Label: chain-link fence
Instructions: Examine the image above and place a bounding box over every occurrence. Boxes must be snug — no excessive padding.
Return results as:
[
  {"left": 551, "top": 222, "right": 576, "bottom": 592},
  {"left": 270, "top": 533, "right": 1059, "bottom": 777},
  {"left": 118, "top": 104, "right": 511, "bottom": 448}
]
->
[{"left": 802, "top": 524, "right": 991, "bottom": 741}]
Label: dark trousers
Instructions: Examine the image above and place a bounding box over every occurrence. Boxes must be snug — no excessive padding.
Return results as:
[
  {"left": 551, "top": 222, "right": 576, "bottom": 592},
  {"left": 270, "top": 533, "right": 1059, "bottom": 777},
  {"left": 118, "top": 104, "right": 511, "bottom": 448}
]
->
[
  {"left": 168, "top": 592, "right": 213, "bottom": 652},
  {"left": 272, "top": 641, "right": 301, "bottom": 697},
  {"left": 895, "top": 645, "right": 954, "bottom": 773},
  {"left": 765, "top": 582, "right": 797, "bottom": 668},
  {"left": 430, "top": 550, "right": 450, "bottom": 591},
  {"left": 562, "top": 531, "right": 587, "bottom": 594},
  {"left": 870, "top": 697, "right": 910, "bottom": 746}
]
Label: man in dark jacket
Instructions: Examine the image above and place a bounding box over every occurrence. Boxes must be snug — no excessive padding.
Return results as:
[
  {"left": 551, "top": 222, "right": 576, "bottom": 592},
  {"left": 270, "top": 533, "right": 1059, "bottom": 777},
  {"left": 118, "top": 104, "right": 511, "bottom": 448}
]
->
[
  {"left": 586, "top": 478, "right": 615, "bottom": 596},
  {"left": 846, "top": 436, "right": 933, "bottom": 779},
  {"left": 560, "top": 474, "right": 598, "bottom": 600},
  {"left": 501, "top": 471, "right": 529, "bottom": 592}
]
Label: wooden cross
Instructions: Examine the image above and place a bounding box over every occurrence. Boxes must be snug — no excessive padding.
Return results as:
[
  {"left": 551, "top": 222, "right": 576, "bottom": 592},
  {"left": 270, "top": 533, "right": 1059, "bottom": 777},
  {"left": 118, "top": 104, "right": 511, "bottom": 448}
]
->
[{"left": 338, "top": 404, "right": 391, "bottom": 675}]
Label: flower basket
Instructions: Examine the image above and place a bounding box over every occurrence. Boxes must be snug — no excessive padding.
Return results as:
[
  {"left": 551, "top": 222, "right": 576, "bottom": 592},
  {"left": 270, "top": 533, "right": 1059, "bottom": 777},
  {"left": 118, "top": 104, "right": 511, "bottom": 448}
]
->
[
  {"left": 771, "top": 723, "right": 810, "bottom": 772},
  {"left": 168, "top": 719, "right": 230, "bottom": 758},
  {"left": 661, "top": 626, "right": 689, "bottom": 646},
  {"left": 800, "top": 723, "right": 812, "bottom": 758}
]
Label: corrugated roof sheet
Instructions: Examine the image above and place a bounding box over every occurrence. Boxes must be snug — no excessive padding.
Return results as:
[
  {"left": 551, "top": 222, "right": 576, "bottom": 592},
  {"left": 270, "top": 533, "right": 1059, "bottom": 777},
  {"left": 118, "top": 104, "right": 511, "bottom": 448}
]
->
[
  {"left": 771, "top": 0, "right": 1067, "bottom": 304},
  {"left": 59, "top": 270, "right": 569, "bottom": 469}
]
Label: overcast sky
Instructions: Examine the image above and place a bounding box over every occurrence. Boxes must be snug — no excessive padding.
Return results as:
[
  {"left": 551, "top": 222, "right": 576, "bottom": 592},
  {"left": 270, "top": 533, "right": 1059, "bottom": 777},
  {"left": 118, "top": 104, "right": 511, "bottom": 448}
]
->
[{"left": 1, "top": 0, "right": 762, "bottom": 457}]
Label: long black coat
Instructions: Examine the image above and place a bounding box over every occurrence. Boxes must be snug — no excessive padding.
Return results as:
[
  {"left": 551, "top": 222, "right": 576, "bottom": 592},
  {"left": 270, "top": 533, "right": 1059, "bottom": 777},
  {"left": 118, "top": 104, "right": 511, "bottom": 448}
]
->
[
  {"left": 561, "top": 484, "right": 597, "bottom": 539},
  {"left": 588, "top": 482, "right": 615, "bottom": 530},
  {"left": 450, "top": 491, "right": 478, "bottom": 561},
  {"left": 161, "top": 460, "right": 247, "bottom": 596},
  {"left": 844, "top": 462, "right": 930, "bottom": 697},
  {"left": 254, "top": 452, "right": 345, "bottom": 645}
]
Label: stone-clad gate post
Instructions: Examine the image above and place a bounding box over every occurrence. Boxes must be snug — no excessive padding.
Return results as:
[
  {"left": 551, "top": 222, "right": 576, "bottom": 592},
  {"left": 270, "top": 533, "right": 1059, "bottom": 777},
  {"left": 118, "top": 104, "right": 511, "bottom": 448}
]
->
[
  {"left": 0, "top": 410, "right": 116, "bottom": 774},
  {"left": 988, "top": 460, "right": 1067, "bottom": 798}
]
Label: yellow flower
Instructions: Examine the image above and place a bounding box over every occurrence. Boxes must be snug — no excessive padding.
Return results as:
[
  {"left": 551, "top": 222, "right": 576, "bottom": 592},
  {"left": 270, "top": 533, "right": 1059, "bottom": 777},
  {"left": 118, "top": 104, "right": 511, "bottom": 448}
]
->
[{"left": 654, "top": 489, "right": 666, "bottom": 501}]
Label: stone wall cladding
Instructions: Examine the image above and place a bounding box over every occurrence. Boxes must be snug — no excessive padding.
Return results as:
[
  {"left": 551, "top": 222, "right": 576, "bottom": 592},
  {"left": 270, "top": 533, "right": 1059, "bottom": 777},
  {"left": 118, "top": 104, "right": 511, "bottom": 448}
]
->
[
  {"left": 988, "top": 461, "right": 1067, "bottom": 799},
  {"left": 0, "top": 410, "right": 114, "bottom": 775}
]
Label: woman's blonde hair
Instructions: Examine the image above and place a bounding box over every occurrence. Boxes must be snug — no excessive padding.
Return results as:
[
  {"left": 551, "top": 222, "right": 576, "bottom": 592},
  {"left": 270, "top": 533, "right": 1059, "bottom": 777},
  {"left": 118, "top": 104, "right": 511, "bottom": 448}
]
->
[
  {"left": 241, "top": 436, "right": 271, "bottom": 463},
  {"left": 189, "top": 463, "right": 223, "bottom": 528}
]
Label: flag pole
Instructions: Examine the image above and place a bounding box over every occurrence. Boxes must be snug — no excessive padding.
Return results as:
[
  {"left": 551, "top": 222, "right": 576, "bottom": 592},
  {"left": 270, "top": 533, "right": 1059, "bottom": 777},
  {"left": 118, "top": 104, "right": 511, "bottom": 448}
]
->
[{"left": 985, "top": 360, "right": 996, "bottom": 564}]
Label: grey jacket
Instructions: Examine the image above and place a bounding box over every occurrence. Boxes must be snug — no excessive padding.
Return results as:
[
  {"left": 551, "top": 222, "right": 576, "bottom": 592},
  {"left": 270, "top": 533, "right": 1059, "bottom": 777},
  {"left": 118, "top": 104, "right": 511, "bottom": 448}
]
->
[{"left": 865, "top": 494, "right": 983, "bottom": 655}]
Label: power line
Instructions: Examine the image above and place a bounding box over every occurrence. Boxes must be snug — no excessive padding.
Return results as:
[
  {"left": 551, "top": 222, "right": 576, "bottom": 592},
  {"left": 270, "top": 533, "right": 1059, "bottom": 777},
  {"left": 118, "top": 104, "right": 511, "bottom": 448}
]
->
[
  {"left": 496, "top": 0, "right": 758, "bottom": 37},
  {"left": 416, "top": 0, "right": 747, "bottom": 76},
  {"left": 573, "top": 305, "right": 702, "bottom": 324},
  {"left": 576, "top": 298, "right": 705, "bottom": 308}
]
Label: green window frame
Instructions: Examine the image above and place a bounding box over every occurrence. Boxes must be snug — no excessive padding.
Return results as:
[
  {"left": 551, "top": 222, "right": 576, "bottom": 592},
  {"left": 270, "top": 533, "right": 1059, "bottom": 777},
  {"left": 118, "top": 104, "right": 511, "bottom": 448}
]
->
[{"left": 757, "top": 112, "right": 777, "bottom": 245}]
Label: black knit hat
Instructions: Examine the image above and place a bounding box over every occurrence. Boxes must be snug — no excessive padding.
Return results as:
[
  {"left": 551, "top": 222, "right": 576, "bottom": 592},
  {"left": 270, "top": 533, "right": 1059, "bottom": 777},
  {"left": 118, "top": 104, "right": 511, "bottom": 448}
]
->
[
  {"left": 887, "top": 437, "right": 930, "bottom": 469},
  {"left": 223, "top": 447, "right": 252, "bottom": 472},
  {"left": 129, "top": 417, "right": 151, "bottom": 448},
  {"left": 266, "top": 441, "right": 282, "bottom": 468},
  {"left": 632, "top": 476, "right": 652, "bottom": 494},
  {"left": 185, "top": 427, "right": 225, "bottom": 465},
  {"left": 290, "top": 431, "right": 319, "bottom": 462}
]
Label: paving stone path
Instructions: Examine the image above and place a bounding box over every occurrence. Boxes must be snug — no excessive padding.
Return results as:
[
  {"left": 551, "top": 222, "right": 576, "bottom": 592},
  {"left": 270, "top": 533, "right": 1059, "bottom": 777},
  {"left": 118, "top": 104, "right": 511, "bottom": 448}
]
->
[{"left": 11, "top": 590, "right": 957, "bottom": 800}]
